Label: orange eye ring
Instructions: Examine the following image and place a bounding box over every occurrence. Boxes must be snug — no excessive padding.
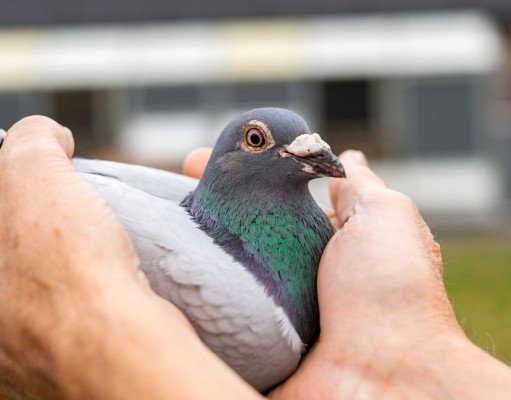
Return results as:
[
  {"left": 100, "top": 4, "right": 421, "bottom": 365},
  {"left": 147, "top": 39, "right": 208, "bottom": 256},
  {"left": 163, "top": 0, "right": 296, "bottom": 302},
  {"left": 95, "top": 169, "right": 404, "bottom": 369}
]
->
[{"left": 241, "top": 120, "right": 275, "bottom": 153}]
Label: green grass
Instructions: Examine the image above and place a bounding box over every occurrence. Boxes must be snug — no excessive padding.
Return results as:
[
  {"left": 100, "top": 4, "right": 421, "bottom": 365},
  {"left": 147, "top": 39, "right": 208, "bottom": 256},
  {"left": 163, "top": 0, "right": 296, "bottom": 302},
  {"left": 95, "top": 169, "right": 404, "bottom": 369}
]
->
[{"left": 440, "top": 235, "right": 511, "bottom": 365}]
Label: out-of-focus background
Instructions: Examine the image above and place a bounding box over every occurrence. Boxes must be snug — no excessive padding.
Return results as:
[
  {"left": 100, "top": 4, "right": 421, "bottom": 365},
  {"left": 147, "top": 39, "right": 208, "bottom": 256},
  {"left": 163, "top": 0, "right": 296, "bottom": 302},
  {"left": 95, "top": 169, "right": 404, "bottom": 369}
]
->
[{"left": 0, "top": 1, "right": 509, "bottom": 363}]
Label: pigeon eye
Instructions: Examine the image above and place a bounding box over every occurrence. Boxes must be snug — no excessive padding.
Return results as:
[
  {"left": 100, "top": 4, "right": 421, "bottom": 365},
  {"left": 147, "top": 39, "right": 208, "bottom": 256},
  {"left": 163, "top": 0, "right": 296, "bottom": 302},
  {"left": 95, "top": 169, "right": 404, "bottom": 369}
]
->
[
  {"left": 241, "top": 120, "right": 276, "bottom": 153},
  {"left": 246, "top": 129, "right": 265, "bottom": 147}
]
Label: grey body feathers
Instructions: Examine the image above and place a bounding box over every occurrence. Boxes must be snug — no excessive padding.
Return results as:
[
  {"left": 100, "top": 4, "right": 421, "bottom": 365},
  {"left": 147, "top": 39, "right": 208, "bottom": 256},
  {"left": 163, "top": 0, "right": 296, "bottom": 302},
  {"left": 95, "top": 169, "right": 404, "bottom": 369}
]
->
[{"left": 73, "top": 158, "right": 302, "bottom": 391}]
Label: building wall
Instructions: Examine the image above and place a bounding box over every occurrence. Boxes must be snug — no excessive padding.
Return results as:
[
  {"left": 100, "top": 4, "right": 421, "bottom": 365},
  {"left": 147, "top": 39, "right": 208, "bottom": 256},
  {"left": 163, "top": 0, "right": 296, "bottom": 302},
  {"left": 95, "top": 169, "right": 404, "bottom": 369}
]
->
[
  {"left": 0, "top": 11, "right": 507, "bottom": 223},
  {"left": 1, "top": 0, "right": 511, "bottom": 26}
]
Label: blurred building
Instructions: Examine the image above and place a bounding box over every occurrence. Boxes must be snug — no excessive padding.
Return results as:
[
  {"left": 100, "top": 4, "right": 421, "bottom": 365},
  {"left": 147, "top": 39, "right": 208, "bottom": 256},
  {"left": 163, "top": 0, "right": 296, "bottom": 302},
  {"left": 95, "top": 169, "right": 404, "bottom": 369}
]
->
[{"left": 1, "top": 1, "right": 511, "bottom": 228}]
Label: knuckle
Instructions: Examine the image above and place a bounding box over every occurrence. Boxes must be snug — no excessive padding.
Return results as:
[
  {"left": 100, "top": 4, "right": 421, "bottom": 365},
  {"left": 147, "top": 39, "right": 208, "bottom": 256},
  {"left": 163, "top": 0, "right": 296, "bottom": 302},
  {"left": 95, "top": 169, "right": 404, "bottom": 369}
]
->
[
  {"left": 10, "top": 115, "right": 60, "bottom": 133},
  {"left": 7, "top": 116, "right": 67, "bottom": 151},
  {"left": 4, "top": 116, "right": 72, "bottom": 157}
]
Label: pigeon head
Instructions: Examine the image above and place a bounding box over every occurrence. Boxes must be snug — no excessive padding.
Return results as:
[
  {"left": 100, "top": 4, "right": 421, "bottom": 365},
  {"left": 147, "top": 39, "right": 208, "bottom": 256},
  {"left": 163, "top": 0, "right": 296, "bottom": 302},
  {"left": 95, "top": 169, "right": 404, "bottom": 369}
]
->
[
  {"left": 183, "top": 108, "right": 345, "bottom": 348},
  {"left": 203, "top": 108, "right": 345, "bottom": 188}
]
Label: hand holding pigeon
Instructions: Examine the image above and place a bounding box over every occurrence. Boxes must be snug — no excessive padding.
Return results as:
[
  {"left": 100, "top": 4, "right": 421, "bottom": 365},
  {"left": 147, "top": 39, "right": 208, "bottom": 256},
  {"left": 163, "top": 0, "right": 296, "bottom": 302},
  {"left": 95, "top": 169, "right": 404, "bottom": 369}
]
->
[{"left": 1, "top": 116, "right": 511, "bottom": 400}]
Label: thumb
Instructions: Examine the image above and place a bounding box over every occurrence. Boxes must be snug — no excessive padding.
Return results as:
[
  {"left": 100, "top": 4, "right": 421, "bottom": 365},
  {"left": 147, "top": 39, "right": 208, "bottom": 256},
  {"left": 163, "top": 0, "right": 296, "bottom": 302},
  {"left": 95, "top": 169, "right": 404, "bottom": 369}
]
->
[
  {"left": 328, "top": 150, "right": 387, "bottom": 227},
  {"left": 183, "top": 148, "right": 212, "bottom": 179},
  {"left": 4, "top": 115, "right": 75, "bottom": 159}
]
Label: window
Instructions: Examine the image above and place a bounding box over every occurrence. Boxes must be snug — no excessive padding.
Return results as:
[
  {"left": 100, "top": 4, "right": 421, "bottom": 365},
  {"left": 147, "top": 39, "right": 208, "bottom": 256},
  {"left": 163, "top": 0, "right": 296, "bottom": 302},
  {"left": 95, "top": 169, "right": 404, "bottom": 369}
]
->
[
  {"left": 137, "top": 86, "right": 200, "bottom": 112},
  {"left": 0, "top": 92, "right": 51, "bottom": 130},
  {"left": 232, "top": 83, "right": 290, "bottom": 109},
  {"left": 54, "top": 90, "right": 96, "bottom": 153},
  {"left": 321, "top": 80, "right": 384, "bottom": 157},
  {"left": 323, "top": 80, "right": 370, "bottom": 127},
  {"left": 405, "top": 78, "right": 477, "bottom": 156}
]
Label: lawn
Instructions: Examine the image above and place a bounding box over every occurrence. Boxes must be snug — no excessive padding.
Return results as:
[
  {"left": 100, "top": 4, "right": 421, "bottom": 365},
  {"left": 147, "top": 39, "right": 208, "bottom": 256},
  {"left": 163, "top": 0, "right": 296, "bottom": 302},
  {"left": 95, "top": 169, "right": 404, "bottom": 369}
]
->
[{"left": 440, "top": 235, "right": 511, "bottom": 365}]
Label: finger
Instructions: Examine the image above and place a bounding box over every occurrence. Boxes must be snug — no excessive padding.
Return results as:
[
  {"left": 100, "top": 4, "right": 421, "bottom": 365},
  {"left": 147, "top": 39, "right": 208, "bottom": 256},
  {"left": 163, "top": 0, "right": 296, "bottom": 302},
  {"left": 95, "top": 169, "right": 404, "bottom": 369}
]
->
[
  {"left": 183, "top": 147, "right": 212, "bottom": 179},
  {"left": 330, "top": 216, "right": 342, "bottom": 230},
  {"left": 319, "top": 204, "right": 335, "bottom": 218},
  {"left": 329, "top": 150, "right": 368, "bottom": 207},
  {"left": 327, "top": 150, "right": 443, "bottom": 276},
  {"left": 328, "top": 150, "right": 387, "bottom": 226},
  {"left": 318, "top": 204, "right": 340, "bottom": 229},
  {"left": 5, "top": 115, "right": 75, "bottom": 159}
]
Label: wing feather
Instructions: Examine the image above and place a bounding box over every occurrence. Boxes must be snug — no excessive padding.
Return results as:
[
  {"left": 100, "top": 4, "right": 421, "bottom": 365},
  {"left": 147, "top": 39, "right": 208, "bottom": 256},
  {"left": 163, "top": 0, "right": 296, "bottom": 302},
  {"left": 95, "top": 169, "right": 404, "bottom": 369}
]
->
[
  {"left": 79, "top": 167, "right": 302, "bottom": 390},
  {"left": 73, "top": 158, "right": 196, "bottom": 203}
]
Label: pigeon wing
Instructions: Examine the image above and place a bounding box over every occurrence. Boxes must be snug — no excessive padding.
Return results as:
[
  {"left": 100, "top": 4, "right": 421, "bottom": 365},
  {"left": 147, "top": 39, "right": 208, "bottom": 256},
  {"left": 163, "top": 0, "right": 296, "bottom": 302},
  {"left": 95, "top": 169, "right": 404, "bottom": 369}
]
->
[
  {"left": 78, "top": 165, "right": 302, "bottom": 390},
  {"left": 73, "top": 158, "right": 196, "bottom": 203}
]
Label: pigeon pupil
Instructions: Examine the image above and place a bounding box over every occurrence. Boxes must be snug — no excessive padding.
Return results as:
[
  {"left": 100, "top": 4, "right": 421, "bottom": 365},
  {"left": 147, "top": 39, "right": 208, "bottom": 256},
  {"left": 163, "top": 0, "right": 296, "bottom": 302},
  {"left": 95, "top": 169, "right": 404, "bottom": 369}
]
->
[
  {"left": 250, "top": 133, "right": 261, "bottom": 145},
  {"left": 248, "top": 129, "right": 264, "bottom": 147}
]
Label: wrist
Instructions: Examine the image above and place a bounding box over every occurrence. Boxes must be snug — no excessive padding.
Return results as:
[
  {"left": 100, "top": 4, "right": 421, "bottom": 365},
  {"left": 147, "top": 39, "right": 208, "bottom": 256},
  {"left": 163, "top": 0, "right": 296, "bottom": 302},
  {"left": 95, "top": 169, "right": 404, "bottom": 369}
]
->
[
  {"left": 277, "top": 326, "right": 511, "bottom": 400},
  {"left": 398, "top": 333, "right": 511, "bottom": 400},
  {"left": 315, "top": 332, "right": 511, "bottom": 400}
]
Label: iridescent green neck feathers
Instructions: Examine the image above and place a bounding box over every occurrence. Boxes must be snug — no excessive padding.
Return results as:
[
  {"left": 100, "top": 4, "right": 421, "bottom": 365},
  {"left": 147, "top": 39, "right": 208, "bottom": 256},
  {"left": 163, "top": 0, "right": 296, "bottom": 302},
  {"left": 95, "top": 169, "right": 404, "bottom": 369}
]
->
[{"left": 183, "top": 178, "right": 334, "bottom": 346}]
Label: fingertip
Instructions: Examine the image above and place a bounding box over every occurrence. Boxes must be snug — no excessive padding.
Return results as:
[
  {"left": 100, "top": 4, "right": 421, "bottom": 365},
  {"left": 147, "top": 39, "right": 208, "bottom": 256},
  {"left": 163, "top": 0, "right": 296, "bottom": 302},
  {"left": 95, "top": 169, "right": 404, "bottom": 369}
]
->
[
  {"left": 338, "top": 149, "right": 384, "bottom": 186},
  {"left": 328, "top": 149, "right": 389, "bottom": 223},
  {"left": 182, "top": 147, "right": 212, "bottom": 179},
  {"left": 339, "top": 150, "right": 368, "bottom": 167},
  {"left": 328, "top": 149, "right": 366, "bottom": 206}
]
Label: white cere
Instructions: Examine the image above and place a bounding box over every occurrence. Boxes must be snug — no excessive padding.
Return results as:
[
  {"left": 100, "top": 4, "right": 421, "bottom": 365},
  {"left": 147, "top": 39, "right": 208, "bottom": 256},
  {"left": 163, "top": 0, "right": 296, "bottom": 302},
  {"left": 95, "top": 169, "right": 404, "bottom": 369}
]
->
[{"left": 286, "top": 133, "right": 330, "bottom": 157}]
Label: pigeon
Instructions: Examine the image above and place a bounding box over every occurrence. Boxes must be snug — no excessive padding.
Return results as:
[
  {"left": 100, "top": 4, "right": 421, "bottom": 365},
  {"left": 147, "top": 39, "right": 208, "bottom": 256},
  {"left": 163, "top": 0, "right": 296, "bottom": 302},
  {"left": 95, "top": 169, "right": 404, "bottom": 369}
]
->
[{"left": 1, "top": 108, "right": 345, "bottom": 391}]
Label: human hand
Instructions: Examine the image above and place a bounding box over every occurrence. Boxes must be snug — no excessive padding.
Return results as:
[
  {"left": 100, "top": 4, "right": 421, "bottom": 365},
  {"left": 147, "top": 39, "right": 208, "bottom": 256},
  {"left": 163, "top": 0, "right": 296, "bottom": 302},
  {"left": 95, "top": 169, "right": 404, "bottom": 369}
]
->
[
  {"left": 2, "top": 117, "right": 509, "bottom": 400},
  {"left": 184, "top": 148, "right": 511, "bottom": 400},
  {"left": 0, "top": 117, "right": 259, "bottom": 400}
]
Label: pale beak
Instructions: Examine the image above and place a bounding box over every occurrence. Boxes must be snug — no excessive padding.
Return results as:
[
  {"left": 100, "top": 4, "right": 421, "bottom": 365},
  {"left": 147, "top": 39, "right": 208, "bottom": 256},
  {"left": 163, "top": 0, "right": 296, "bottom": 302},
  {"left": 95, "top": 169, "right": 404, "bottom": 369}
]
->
[{"left": 280, "top": 133, "right": 346, "bottom": 178}]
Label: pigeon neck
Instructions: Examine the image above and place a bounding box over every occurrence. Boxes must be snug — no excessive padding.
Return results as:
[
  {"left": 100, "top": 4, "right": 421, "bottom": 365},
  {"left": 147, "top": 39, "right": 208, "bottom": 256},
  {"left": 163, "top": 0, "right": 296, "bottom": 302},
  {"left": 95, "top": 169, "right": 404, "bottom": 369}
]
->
[{"left": 181, "top": 176, "right": 334, "bottom": 346}]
